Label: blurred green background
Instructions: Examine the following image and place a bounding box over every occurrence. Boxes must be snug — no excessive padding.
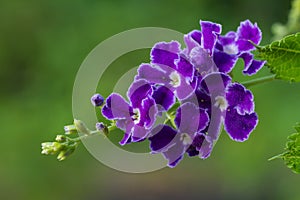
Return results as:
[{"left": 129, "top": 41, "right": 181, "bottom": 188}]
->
[{"left": 1, "top": 0, "right": 299, "bottom": 199}]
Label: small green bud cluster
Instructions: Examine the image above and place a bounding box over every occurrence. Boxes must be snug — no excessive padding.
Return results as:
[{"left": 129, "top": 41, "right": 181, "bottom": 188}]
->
[
  {"left": 41, "top": 142, "right": 64, "bottom": 155},
  {"left": 41, "top": 134, "right": 78, "bottom": 161},
  {"left": 41, "top": 119, "right": 90, "bottom": 161},
  {"left": 57, "top": 143, "right": 77, "bottom": 161},
  {"left": 41, "top": 119, "right": 111, "bottom": 161}
]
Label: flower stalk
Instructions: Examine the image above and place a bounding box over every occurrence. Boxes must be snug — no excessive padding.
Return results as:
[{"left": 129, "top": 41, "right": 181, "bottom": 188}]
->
[{"left": 241, "top": 75, "right": 276, "bottom": 87}]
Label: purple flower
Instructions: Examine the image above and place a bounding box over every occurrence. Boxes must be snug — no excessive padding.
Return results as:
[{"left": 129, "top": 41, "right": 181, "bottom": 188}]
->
[
  {"left": 102, "top": 79, "right": 158, "bottom": 144},
  {"left": 178, "top": 73, "right": 258, "bottom": 160},
  {"left": 149, "top": 103, "right": 210, "bottom": 167},
  {"left": 185, "top": 20, "right": 265, "bottom": 75},
  {"left": 91, "top": 93, "right": 104, "bottom": 107},
  {"left": 214, "top": 20, "right": 266, "bottom": 75},
  {"left": 199, "top": 73, "right": 258, "bottom": 143},
  {"left": 135, "top": 41, "right": 196, "bottom": 100},
  {"left": 98, "top": 19, "right": 263, "bottom": 168}
]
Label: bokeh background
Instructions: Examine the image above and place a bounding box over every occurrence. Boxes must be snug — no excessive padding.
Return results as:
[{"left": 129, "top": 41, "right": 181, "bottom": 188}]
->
[{"left": 1, "top": 0, "right": 299, "bottom": 199}]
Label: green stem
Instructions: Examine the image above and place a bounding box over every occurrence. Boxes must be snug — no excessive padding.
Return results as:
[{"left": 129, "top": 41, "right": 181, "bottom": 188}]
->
[
  {"left": 70, "top": 124, "right": 117, "bottom": 143},
  {"left": 108, "top": 124, "right": 116, "bottom": 132},
  {"left": 241, "top": 75, "right": 276, "bottom": 87},
  {"left": 165, "top": 112, "right": 177, "bottom": 129},
  {"left": 268, "top": 152, "right": 287, "bottom": 161},
  {"left": 69, "top": 131, "right": 100, "bottom": 143}
]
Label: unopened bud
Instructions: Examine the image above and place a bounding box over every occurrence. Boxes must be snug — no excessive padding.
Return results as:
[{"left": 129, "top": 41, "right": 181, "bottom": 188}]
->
[
  {"left": 64, "top": 125, "right": 77, "bottom": 135},
  {"left": 91, "top": 93, "right": 104, "bottom": 107},
  {"left": 55, "top": 135, "right": 67, "bottom": 142},
  {"left": 57, "top": 145, "right": 76, "bottom": 161},
  {"left": 96, "top": 122, "right": 109, "bottom": 136},
  {"left": 74, "top": 119, "right": 90, "bottom": 135},
  {"left": 41, "top": 142, "right": 63, "bottom": 155}
]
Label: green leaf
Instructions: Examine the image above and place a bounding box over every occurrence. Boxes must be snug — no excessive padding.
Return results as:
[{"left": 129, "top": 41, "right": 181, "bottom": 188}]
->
[
  {"left": 270, "top": 123, "right": 300, "bottom": 174},
  {"left": 257, "top": 33, "right": 300, "bottom": 82},
  {"left": 294, "top": 122, "right": 300, "bottom": 132}
]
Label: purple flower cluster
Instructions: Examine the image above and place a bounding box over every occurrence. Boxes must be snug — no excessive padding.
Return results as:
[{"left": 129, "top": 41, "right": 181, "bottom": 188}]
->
[{"left": 97, "top": 20, "right": 263, "bottom": 167}]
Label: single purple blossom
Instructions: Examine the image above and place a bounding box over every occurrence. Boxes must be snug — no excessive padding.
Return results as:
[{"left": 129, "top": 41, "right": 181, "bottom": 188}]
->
[
  {"left": 102, "top": 79, "right": 158, "bottom": 144},
  {"left": 135, "top": 41, "right": 196, "bottom": 100},
  {"left": 199, "top": 73, "right": 258, "bottom": 143},
  {"left": 183, "top": 21, "right": 221, "bottom": 77},
  {"left": 214, "top": 20, "right": 266, "bottom": 75},
  {"left": 181, "top": 73, "right": 258, "bottom": 159},
  {"left": 184, "top": 20, "right": 265, "bottom": 75},
  {"left": 149, "top": 103, "right": 210, "bottom": 167},
  {"left": 181, "top": 20, "right": 260, "bottom": 146}
]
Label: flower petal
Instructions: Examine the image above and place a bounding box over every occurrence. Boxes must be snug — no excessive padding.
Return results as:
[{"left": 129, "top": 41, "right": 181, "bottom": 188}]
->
[
  {"left": 198, "top": 138, "right": 213, "bottom": 159},
  {"left": 136, "top": 63, "right": 169, "bottom": 85},
  {"left": 102, "top": 93, "right": 131, "bottom": 120},
  {"left": 205, "top": 107, "right": 223, "bottom": 141},
  {"left": 200, "top": 72, "right": 232, "bottom": 95},
  {"left": 175, "top": 55, "right": 194, "bottom": 80},
  {"left": 183, "top": 32, "right": 200, "bottom": 55},
  {"left": 115, "top": 119, "right": 128, "bottom": 130},
  {"left": 198, "top": 109, "right": 210, "bottom": 131},
  {"left": 152, "top": 86, "right": 175, "bottom": 111},
  {"left": 186, "top": 145, "right": 199, "bottom": 157},
  {"left": 119, "top": 133, "right": 132, "bottom": 146},
  {"left": 174, "top": 103, "right": 208, "bottom": 133},
  {"left": 162, "top": 141, "right": 185, "bottom": 168},
  {"left": 236, "top": 20, "right": 262, "bottom": 51},
  {"left": 189, "top": 46, "right": 216, "bottom": 75},
  {"left": 200, "top": 20, "right": 222, "bottom": 55},
  {"left": 174, "top": 76, "right": 195, "bottom": 100},
  {"left": 192, "top": 133, "right": 205, "bottom": 148},
  {"left": 190, "top": 30, "right": 202, "bottom": 45},
  {"left": 240, "top": 52, "right": 253, "bottom": 71},
  {"left": 226, "top": 83, "right": 254, "bottom": 115},
  {"left": 213, "top": 49, "right": 238, "bottom": 73},
  {"left": 131, "top": 125, "right": 149, "bottom": 142},
  {"left": 195, "top": 88, "right": 212, "bottom": 111},
  {"left": 117, "top": 119, "right": 134, "bottom": 145},
  {"left": 127, "top": 79, "right": 153, "bottom": 108},
  {"left": 218, "top": 31, "right": 237, "bottom": 46},
  {"left": 182, "top": 84, "right": 211, "bottom": 112},
  {"left": 186, "top": 132, "right": 213, "bottom": 159},
  {"left": 243, "top": 59, "right": 266, "bottom": 76},
  {"left": 148, "top": 125, "right": 177, "bottom": 152},
  {"left": 139, "top": 97, "right": 158, "bottom": 128},
  {"left": 224, "top": 106, "right": 258, "bottom": 142},
  {"left": 151, "top": 41, "right": 180, "bottom": 69}
]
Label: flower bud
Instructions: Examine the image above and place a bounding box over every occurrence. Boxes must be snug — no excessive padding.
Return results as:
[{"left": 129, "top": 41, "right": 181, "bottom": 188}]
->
[
  {"left": 96, "top": 122, "right": 109, "bottom": 136},
  {"left": 74, "top": 119, "right": 90, "bottom": 135},
  {"left": 57, "top": 145, "right": 76, "bottom": 161},
  {"left": 55, "top": 135, "right": 67, "bottom": 142},
  {"left": 64, "top": 125, "right": 77, "bottom": 135},
  {"left": 57, "top": 150, "right": 67, "bottom": 161},
  {"left": 91, "top": 93, "right": 104, "bottom": 107},
  {"left": 41, "top": 142, "right": 63, "bottom": 155}
]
